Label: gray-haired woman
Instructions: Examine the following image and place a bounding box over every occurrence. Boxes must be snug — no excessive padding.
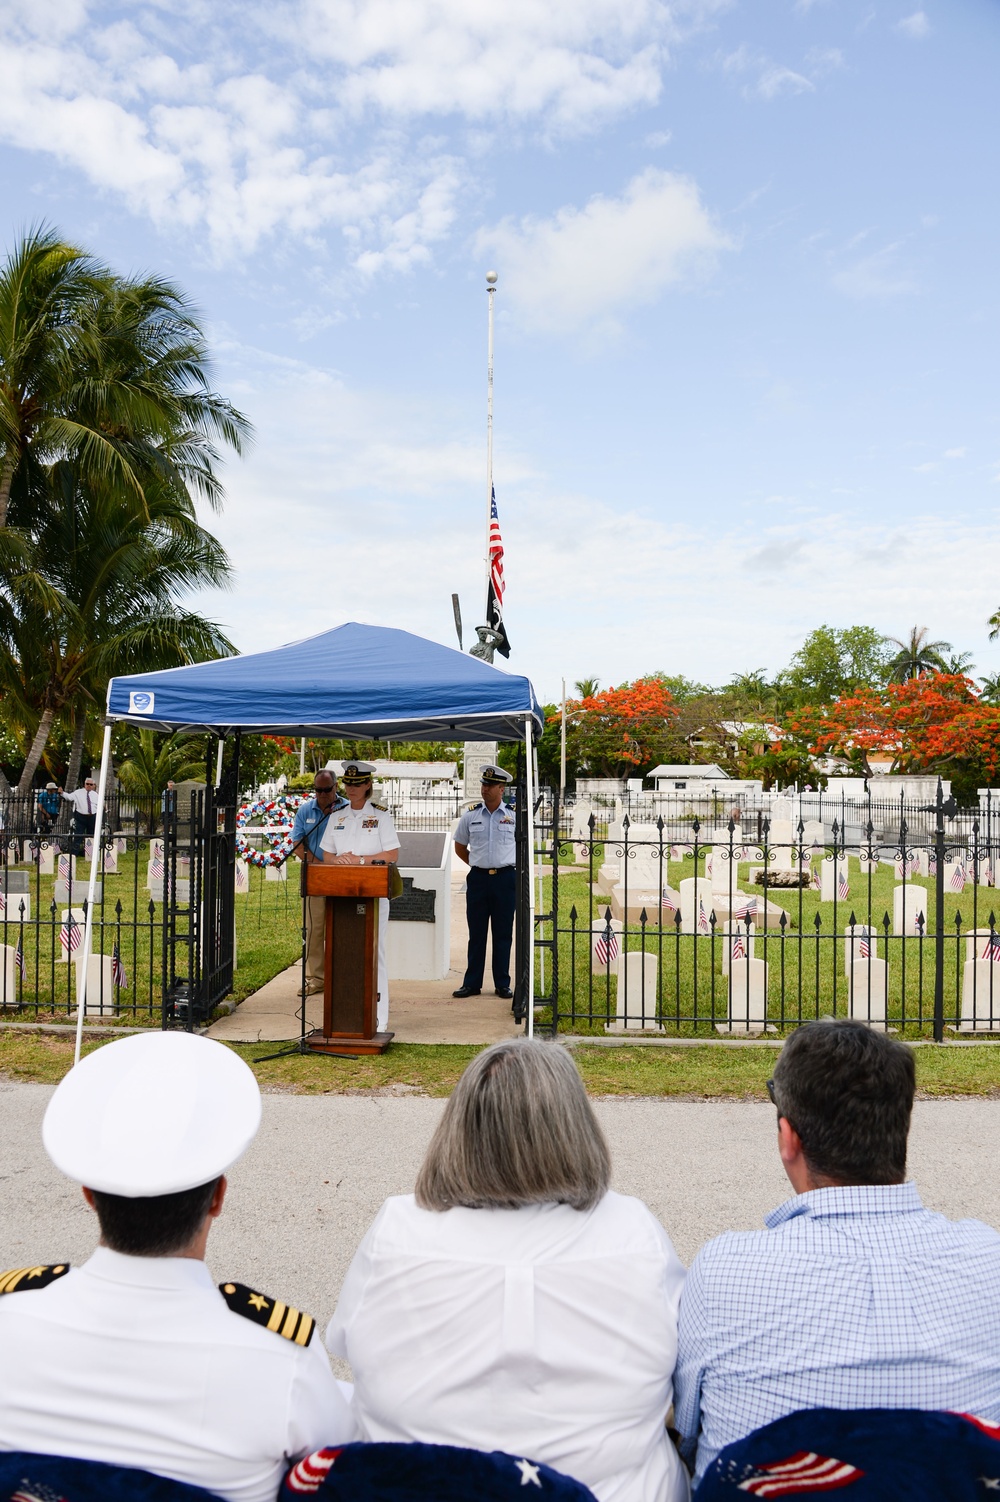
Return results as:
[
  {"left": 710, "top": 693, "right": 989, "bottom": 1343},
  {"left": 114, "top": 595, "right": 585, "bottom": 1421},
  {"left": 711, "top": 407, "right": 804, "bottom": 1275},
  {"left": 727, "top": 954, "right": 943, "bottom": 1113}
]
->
[{"left": 326, "top": 1039, "right": 688, "bottom": 1502}]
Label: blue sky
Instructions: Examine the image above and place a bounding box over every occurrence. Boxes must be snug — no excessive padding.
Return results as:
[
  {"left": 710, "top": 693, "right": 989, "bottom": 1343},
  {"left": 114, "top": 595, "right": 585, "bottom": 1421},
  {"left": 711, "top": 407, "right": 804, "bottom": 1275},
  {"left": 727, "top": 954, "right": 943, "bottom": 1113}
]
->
[{"left": 2, "top": 0, "right": 998, "bottom": 703}]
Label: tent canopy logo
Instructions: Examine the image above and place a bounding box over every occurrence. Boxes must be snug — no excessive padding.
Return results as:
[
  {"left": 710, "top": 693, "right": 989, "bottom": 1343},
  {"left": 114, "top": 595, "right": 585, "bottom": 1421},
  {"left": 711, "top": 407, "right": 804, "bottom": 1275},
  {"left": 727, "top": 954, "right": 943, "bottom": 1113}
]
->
[{"left": 129, "top": 691, "right": 155, "bottom": 714}]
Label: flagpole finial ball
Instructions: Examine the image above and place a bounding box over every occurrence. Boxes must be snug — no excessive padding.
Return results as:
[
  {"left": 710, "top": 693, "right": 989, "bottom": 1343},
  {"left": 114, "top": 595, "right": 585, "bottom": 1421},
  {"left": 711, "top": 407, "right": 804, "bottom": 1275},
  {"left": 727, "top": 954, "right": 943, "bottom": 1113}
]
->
[{"left": 486, "top": 270, "right": 498, "bottom": 285}]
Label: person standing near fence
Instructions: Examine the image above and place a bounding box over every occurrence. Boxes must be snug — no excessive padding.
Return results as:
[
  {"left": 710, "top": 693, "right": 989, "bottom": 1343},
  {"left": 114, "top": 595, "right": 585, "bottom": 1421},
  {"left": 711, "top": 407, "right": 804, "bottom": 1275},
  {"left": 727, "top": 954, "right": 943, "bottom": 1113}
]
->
[
  {"left": 37, "top": 782, "right": 60, "bottom": 835},
  {"left": 290, "top": 770, "right": 347, "bottom": 998},
  {"left": 59, "top": 776, "right": 98, "bottom": 857},
  {"left": 453, "top": 765, "right": 516, "bottom": 1001}
]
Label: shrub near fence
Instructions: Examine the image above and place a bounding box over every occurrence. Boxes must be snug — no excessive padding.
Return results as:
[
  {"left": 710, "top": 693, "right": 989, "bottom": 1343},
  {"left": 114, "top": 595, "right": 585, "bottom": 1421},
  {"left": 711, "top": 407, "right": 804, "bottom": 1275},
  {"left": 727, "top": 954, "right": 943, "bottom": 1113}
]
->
[{"left": 532, "top": 788, "right": 1000, "bottom": 1039}]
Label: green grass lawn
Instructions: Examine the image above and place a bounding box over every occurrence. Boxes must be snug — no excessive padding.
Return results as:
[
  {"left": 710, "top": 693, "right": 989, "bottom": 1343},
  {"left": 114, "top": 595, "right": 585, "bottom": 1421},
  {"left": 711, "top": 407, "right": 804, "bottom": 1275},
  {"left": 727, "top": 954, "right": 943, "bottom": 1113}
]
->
[{"left": 5, "top": 1032, "right": 1000, "bottom": 1097}]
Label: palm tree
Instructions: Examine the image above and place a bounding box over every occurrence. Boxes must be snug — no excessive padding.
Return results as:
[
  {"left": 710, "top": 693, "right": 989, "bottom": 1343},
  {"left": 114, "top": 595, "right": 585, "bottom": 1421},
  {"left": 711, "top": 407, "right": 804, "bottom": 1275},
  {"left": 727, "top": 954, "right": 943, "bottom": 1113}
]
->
[
  {"left": 573, "top": 677, "right": 600, "bottom": 700},
  {"left": 116, "top": 728, "right": 206, "bottom": 802},
  {"left": 886, "top": 627, "right": 951, "bottom": 683},
  {"left": 0, "top": 462, "right": 235, "bottom": 793},
  {"left": 943, "top": 650, "right": 975, "bottom": 676},
  {"left": 0, "top": 228, "right": 251, "bottom": 531}
]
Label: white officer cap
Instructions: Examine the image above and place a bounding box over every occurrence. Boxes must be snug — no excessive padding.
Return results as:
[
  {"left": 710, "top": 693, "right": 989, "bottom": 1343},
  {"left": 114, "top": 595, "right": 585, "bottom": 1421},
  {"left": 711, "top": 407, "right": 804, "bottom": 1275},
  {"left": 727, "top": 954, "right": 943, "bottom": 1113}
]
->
[
  {"left": 43, "top": 1032, "right": 262, "bottom": 1197},
  {"left": 480, "top": 765, "right": 513, "bottom": 786},
  {"left": 340, "top": 760, "right": 377, "bottom": 785}
]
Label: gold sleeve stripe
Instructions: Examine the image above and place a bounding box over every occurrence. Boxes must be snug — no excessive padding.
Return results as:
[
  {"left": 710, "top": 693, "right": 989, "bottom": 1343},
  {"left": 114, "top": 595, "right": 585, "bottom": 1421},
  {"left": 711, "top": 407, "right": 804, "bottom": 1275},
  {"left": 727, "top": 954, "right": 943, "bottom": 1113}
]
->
[
  {"left": 295, "top": 1313, "right": 314, "bottom": 1346},
  {"left": 0, "top": 1269, "right": 27, "bottom": 1293},
  {"left": 281, "top": 1305, "right": 300, "bottom": 1340},
  {"left": 266, "top": 1299, "right": 287, "bottom": 1334}
]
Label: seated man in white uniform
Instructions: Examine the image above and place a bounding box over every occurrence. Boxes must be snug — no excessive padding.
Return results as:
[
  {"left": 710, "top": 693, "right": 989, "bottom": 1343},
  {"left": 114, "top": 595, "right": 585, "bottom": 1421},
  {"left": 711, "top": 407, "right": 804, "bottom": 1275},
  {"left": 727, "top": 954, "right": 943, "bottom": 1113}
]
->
[
  {"left": 0, "top": 1031, "right": 355, "bottom": 1502},
  {"left": 320, "top": 760, "right": 400, "bottom": 1034}
]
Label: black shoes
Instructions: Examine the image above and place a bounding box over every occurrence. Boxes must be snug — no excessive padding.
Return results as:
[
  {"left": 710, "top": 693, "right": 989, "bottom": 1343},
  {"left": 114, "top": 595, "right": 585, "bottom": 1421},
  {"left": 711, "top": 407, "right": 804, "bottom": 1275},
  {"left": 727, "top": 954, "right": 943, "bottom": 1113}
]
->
[
  {"left": 495, "top": 987, "right": 513, "bottom": 999},
  {"left": 452, "top": 986, "right": 481, "bottom": 998}
]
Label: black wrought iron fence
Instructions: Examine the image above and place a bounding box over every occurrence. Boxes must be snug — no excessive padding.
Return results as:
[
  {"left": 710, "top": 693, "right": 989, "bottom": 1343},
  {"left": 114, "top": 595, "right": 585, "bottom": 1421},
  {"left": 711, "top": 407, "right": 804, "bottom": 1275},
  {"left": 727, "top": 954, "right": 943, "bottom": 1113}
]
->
[
  {"left": 0, "top": 796, "right": 168, "bottom": 1021},
  {"left": 531, "top": 784, "right": 1000, "bottom": 1038}
]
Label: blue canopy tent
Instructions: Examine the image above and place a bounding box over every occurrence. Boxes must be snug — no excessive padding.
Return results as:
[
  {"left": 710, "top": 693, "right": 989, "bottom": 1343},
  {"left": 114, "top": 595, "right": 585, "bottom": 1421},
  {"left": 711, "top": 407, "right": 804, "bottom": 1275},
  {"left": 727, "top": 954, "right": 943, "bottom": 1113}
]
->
[{"left": 74, "top": 624, "right": 545, "bottom": 1058}]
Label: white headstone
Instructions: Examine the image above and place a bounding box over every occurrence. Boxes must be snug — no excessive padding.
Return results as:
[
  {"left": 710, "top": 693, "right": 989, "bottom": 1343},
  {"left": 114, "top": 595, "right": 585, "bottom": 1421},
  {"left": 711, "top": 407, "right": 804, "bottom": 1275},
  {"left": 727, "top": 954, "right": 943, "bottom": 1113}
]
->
[
  {"left": 957, "top": 958, "right": 1000, "bottom": 1032},
  {"left": 0, "top": 893, "right": 30, "bottom": 923},
  {"left": 768, "top": 819, "right": 796, "bottom": 872},
  {"left": 721, "top": 920, "right": 756, "bottom": 975},
  {"left": 711, "top": 846, "right": 741, "bottom": 894},
  {"left": 74, "top": 953, "right": 117, "bottom": 1016},
  {"left": 235, "top": 859, "right": 251, "bottom": 893},
  {"left": 607, "top": 951, "right": 661, "bottom": 1031},
  {"left": 844, "top": 925, "right": 878, "bottom": 971},
  {"left": 966, "top": 929, "right": 1000, "bottom": 962},
  {"left": 848, "top": 958, "right": 888, "bottom": 1025},
  {"left": 821, "top": 857, "right": 849, "bottom": 904},
  {"left": 265, "top": 861, "right": 287, "bottom": 883},
  {"left": 590, "top": 917, "right": 623, "bottom": 975},
  {"left": 463, "top": 742, "right": 498, "bottom": 803},
  {"left": 893, "top": 884, "right": 928, "bottom": 937},
  {"left": 718, "top": 959, "right": 769, "bottom": 1033},
  {"left": 58, "top": 907, "right": 86, "bottom": 963},
  {"left": 680, "top": 876, "right": 714, "bottom": 936},
  {"left": 0, "top": 944, "right": 18, "bottom": 1007}
]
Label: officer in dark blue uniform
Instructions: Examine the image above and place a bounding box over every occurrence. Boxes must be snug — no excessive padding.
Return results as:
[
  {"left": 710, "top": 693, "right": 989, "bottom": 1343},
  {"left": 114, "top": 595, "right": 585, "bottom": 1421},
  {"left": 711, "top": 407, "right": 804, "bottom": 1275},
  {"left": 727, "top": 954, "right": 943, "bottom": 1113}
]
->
[{"left": 453, "top": 765, "right": 516, "bottom": 1000}]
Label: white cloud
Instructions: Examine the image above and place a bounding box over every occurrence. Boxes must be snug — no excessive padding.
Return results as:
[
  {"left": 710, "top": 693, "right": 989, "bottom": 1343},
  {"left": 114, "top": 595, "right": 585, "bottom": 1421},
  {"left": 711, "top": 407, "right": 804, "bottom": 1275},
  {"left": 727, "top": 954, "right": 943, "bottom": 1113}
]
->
[
  {"left": 475, "top": 168, "right": 728, "bottom": 335},
  {"left": 754, "top": 65, "right": 814, "bottom": 100},
  {"left": 0, "top": 0, "right": 728, "bottom": 260},
  {"left": 896, "top": 11, "right": 931, "bottom": 39},
  {"left": 832, "top": 242, "right": 919, "bottom": 299},
  {"left": 945, "top": 447, "right": 966, "bottom": 460}
]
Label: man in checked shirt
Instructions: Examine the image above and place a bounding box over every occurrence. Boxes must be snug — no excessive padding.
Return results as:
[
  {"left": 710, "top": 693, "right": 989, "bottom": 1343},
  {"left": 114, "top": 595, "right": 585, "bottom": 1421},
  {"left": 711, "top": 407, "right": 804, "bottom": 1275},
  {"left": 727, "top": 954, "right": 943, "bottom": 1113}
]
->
[{"left": 675, "top": 1020, "right": 1000, "bottom": 1485}]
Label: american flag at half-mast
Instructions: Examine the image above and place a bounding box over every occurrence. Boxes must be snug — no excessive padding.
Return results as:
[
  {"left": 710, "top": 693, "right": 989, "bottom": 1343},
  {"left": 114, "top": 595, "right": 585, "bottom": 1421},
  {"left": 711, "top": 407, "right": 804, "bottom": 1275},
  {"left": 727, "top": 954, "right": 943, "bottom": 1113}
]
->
[{"left": 485, "top": 486, "right": 511, "bottom": 659}]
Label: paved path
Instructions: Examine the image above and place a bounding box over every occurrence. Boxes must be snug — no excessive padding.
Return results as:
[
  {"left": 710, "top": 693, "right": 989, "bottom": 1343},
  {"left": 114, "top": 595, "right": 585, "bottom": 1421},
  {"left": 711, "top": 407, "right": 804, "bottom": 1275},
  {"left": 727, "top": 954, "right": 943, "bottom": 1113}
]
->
[
  {"left": 4, "top": 1083, "right": 1000, "bottom": 1353},
  {"left": 209, "top": 856, "right": 520, "bottom": 1046}
]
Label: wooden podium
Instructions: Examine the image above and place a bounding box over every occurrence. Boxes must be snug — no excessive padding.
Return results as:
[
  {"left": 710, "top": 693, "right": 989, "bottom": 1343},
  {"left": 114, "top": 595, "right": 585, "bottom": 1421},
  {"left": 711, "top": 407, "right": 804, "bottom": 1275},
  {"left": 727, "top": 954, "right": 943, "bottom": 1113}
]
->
[{"left": 303, "top": 865, "right": 394, "bottom": 1054}]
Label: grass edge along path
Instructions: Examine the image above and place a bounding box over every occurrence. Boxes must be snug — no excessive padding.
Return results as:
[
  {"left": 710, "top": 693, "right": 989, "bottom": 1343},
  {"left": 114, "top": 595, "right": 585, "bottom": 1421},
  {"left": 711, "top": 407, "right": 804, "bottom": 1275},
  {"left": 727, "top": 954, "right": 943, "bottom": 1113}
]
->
[{"left": 4, "top": 1031, "right": 1000, "bottom": 1099}]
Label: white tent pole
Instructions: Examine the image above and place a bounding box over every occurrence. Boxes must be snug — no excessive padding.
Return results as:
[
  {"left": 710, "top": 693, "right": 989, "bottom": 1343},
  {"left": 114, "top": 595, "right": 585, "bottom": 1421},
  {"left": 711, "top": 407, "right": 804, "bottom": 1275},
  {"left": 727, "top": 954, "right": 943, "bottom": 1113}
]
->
[
  {"left": 524, "top": 714, "right": 535, "bottom": 1037},
  {"left": 74, "top": 723, "right": 112, "bottom": 1066},
  {"left": 215, "top": 739, "right": 224, "bottom": 786}
]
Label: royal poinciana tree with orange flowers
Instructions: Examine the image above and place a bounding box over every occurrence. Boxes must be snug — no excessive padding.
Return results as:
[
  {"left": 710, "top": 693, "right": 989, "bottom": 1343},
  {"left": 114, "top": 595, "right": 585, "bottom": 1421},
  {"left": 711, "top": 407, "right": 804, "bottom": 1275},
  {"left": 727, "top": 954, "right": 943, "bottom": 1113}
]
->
[
  {"left": 552, "top": 677, "right": 680, "bottom": 776},
  {"left": 784, "top": 673, "right": 1000, "bottom": 801}
]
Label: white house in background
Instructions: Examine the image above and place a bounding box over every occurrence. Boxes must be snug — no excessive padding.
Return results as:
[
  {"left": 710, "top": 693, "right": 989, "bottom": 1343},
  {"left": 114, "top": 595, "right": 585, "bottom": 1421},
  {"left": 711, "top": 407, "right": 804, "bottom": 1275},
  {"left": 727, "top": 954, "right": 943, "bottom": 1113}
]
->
[
  {"left": 686, "top": 720, "right": 781, "bottom": 758},
  {"left": 648, "top": 764, "right": 729, "bottom": 791}
]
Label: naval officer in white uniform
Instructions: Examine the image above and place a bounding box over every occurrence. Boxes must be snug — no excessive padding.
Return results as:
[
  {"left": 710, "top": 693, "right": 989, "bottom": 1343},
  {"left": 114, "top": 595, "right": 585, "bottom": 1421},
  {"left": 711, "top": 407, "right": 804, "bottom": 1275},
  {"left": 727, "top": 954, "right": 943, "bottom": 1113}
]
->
[
  {"left": 0, "top": 1031, "right": 355, "bottom": 1501},
  {"left": 320, "top": 760, "right": 400, "bottom": 1033}
]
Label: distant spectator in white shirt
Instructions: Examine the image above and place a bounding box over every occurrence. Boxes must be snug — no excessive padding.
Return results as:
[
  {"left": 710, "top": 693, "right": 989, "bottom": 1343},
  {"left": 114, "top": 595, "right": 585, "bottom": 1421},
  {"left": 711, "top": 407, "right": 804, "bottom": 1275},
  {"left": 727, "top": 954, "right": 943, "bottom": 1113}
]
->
[
  {"left": 328, "top": 1038, "right": 688, "bottom": 1502},
  {"left": 60, "top": 777, "right": 99, "bottom": 856}
]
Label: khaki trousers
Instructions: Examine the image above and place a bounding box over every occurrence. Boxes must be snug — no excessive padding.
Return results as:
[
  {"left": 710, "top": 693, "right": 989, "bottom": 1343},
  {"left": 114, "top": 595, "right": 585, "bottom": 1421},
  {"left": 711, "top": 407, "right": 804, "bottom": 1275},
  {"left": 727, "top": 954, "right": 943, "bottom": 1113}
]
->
[{"left": 304, "top": 894, "right": 327, "bottom": 984}]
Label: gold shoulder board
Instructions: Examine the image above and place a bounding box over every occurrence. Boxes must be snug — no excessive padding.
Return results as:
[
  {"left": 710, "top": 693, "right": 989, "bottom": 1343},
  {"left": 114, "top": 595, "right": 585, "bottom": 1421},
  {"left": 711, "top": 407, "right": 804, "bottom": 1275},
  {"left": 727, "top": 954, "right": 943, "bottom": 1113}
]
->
[
  {"left": 0, "top": 1264, "right": 70, "bottom": 1294},
  {"left": 371, "top": 803, "right": 388, "bottom": 812},
  {"left": 219, "top": 1281, "right": 315, "bottom": 1345}
]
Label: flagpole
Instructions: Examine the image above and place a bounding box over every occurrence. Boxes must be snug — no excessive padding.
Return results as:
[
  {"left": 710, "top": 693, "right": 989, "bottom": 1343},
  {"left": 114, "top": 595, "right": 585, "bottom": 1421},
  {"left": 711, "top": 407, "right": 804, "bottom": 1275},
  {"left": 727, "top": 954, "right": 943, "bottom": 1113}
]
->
[{"left": 485, "top": 270, "right": 497, "bottom": 612}]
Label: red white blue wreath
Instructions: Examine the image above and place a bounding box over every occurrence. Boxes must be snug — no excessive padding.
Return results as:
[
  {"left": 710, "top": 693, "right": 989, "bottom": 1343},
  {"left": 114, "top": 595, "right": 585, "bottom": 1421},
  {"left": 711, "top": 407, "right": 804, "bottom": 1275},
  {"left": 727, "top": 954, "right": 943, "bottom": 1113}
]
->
[{"left": 235, "top": 795, "right": 306, "bottom": 869}]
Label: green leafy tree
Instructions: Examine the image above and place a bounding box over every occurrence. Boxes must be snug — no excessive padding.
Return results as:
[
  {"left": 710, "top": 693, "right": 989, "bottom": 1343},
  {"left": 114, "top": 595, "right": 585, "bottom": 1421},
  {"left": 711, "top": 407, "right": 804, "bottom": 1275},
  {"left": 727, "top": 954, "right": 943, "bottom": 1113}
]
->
[
  {"left": 777, "top": 625, "right": 892, "bottom": 707},
  {"left": 115, "top": 728, "right": 207, "bottom": 802}
]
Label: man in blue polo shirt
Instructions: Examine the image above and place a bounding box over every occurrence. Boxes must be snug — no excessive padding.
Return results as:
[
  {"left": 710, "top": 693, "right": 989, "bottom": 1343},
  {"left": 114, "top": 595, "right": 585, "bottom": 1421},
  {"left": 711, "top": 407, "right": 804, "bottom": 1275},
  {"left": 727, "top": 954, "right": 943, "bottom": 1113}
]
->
[{"left": 290, "top": 770, "right": 347, "bottom": 997}]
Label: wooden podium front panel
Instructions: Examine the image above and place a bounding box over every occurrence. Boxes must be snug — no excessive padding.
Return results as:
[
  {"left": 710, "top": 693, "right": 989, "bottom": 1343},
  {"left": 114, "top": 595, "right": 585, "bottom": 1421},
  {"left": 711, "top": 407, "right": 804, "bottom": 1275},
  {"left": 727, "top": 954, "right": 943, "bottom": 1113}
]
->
[{"left": 326, "top": 896, "right": 376, "bottom": 1035}]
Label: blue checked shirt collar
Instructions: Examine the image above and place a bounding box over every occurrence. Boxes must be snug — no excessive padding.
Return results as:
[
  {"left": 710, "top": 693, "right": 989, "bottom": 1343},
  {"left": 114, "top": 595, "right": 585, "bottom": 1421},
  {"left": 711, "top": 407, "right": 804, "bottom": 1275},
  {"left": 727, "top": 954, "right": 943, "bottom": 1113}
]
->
[{"left": 765, "top": 1180, "right": 924, "bottom": 1229}]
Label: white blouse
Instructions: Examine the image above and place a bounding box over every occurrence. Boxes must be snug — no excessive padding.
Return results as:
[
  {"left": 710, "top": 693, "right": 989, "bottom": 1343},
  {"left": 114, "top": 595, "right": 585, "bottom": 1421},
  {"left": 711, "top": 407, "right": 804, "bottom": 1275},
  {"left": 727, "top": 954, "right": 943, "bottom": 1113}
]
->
[{"left": 327, "top": 1192, "right": 688, "bottom": 1502}]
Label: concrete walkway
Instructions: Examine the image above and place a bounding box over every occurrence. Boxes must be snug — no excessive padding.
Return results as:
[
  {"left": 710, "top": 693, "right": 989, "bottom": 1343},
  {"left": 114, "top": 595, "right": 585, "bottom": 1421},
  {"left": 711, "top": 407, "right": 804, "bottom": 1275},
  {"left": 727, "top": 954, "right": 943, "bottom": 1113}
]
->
[{"left": 208, "top": 855, "right": 521, "bottom": 1046}]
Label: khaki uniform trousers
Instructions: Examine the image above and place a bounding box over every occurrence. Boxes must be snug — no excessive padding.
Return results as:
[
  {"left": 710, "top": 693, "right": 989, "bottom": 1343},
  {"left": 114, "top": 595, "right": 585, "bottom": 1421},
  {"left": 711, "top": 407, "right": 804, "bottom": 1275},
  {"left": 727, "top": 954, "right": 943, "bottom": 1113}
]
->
[{"left": 305, "top": 893, "right": 327, "bottom": 985}]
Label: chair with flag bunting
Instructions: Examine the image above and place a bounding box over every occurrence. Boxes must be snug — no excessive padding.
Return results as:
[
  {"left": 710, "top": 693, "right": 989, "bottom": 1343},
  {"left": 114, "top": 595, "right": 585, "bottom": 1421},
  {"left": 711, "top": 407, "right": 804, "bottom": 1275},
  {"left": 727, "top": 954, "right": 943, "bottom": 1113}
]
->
[
  {"left": 692, "top": 1406, "right": 1000, "bottom": 1500},
  {"left": 0, "top": 1451, "right": 221, "bottom": 1502},
  {"left": 280, "top": 1441, "right": 598, "bottom": 1501}
]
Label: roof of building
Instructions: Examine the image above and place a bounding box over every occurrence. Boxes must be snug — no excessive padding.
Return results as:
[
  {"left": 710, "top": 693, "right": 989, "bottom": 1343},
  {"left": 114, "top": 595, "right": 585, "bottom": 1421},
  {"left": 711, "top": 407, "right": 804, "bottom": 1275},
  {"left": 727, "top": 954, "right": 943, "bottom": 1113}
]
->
[{"left": 648, "top": 764, "right": 730, "bottom": 779}]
